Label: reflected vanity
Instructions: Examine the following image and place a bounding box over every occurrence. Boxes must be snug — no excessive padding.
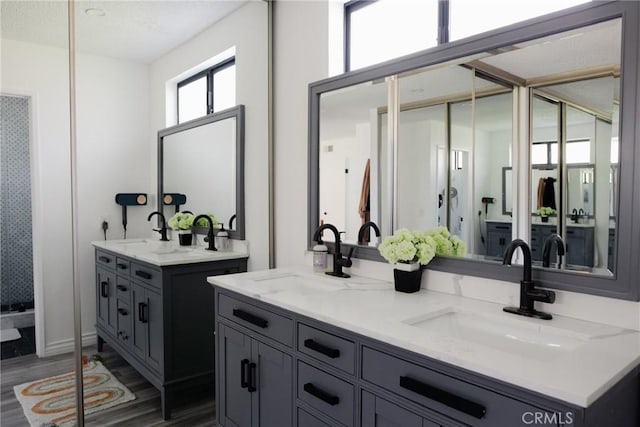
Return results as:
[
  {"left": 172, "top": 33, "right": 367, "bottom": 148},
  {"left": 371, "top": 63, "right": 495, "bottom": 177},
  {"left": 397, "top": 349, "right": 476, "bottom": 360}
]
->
[
  {"left": 309, "top": 2, "right": 640, "bottom": 300},
  {"left": 158, "top": 105, "right": 245, "bottom": 240}
]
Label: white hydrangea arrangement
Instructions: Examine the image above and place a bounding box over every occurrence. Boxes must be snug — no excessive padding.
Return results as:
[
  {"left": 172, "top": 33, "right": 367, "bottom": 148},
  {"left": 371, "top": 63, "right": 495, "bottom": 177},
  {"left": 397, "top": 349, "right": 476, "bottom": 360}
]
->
[
  {"left": 378, "top": 226, "right": 466, "bottom": 266},
  {"left": 168, "top": 212, "right": 194, "bottom": 230}
]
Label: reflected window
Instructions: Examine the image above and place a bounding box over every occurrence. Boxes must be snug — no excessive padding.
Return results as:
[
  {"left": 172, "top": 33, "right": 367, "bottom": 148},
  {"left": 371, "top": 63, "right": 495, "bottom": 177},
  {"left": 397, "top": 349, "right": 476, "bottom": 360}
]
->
[
  {"left": 177, "top": 58, "right": 236, "bottom": 124},
  {"left": 450, "top": 0, "right": 590, "bottom": 41},
  {"left": 345, "top": 0, "right": 438, "bottom": 71}
]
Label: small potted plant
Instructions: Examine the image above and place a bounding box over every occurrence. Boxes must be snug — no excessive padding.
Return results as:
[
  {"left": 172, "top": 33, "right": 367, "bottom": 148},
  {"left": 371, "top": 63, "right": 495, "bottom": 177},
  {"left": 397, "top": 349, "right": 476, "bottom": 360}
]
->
[
  {"left": 537, "top": 206, "right": 556, "bottom": 223},
  {"left": 168, "top": 212, "right": 195, "bottom": 246},
  {"left": 378, "top": 227, "right": 466, "bottom": 293}
]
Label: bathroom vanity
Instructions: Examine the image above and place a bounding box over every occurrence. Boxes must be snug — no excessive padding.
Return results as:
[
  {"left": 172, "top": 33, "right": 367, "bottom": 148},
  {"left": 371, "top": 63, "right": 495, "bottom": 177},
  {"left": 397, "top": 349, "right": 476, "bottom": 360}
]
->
[
  {"left": 92, "top": 239, "right": 248, "bottom": 419},
  {"left": 210, "top": 269, "right": 639, "bottom": 427}
]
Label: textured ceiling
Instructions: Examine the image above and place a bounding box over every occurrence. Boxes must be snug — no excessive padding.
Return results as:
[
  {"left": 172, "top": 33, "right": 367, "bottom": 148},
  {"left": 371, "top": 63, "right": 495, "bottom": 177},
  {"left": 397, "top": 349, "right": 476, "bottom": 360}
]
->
[{"left": 0, "top": 0, "right": 250, "bottom": 63}]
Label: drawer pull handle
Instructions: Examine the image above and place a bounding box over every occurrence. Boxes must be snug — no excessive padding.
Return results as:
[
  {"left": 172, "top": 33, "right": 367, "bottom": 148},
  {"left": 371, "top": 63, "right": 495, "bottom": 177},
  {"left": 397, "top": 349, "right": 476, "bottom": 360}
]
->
[
  {"left": 495, "top": 225, "right": 509, "bottom": 230},
  {"left": 399, "top": 376, "right": 485, "bottom": 419},
  {"left": 135, "top": 270, "right": 152, "bottom": 280},
  {"left": 303, "top": 383, "right": 339, "bottom": 406},
  {"left": 304, "top": 339, "right": 340, "bottom": 359},
  {"left": 240, "top": 359, "right": 250, "bottom": 389},
  {"left": 100, "top": 281, "right": 109, "bottom": 298},
  {"left": 98, "top": 256, "right": 111, "bottom": 263},
  {"left": 248, "top": 362, "right": 257, "bottom": 393},
  {"left": 117, "top": 263, "right": 128, "bottom": 270},
  {"left": 117, "top": 308, "right": 128, "bottom": 315},
  {"left": 138, "top": 302, "right": 148, "bottom": 323},
  {"left": 232, "top": 309, "right": 268, "bottom": 328},
  {"left": 116, "top": 285, "right": 128, "bottom": 291}
]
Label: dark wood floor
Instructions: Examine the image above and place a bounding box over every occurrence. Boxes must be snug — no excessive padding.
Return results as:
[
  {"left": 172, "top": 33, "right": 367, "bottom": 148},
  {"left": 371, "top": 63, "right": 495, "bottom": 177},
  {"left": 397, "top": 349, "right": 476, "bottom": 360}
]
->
[{"left": 0, "top": 343, "right": 216, "bottom": 426}]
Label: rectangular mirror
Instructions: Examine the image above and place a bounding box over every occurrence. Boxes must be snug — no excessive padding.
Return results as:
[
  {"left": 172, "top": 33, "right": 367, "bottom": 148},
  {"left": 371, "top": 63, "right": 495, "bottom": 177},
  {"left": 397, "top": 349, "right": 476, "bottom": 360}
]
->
[
  {"left": 309, "top": 1, "right": 640, "bottom": 299},
  {"left": 158, "top": 106, "right": 245, "bottom": 238}
]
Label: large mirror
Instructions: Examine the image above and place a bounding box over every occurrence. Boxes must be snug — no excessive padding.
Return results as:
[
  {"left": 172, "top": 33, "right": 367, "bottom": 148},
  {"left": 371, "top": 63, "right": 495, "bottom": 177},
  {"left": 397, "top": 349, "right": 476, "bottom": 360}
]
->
[
  {"left": 310, "top": 1, "right": 640, "bottom": 299},
  {"left": 158, "top": 106, "right": 245, "bottom": 239}
]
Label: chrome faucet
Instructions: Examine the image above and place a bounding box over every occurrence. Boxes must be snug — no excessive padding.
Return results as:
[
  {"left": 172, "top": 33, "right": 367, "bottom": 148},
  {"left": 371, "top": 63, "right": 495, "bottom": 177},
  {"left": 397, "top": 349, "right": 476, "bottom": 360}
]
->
[
  {"left": 313, "top": 224, "right": 353, "bottom": 278},
  {"left": 542, "top": 234, "right": 565, "bottom": 269},
  {"left": 193, "top": 214, "right": 217, "bottom": 251},
  {"left": 503, "top": 239, "right": 555, "bottom": 320},
  {"left": 357, "top": 221, "right": 381, "bottom": 245},
  {"left": 147, "top": 211, "right": 169, "bottom": 241}
]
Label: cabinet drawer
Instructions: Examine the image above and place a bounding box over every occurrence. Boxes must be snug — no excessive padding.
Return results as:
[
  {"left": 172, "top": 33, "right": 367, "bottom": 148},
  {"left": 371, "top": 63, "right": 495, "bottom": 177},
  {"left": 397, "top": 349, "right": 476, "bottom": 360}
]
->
[
  {"left": 298, "top": 323, "right": 355, "bottom": 375},
  {"left": 297, "top": 361, "right": 354, "bottom": 426},
  {"left": 486, "top": 222, "right": 511, "bottom": 233},
  {"left": 115, "top": 276, "right": 131, "bottom": 302},
  {"left": 298, "top": 407, "right": 334, "bottom": 427},
  {"left": 96, "top": 250, "right": 115, "bottom": 269},
  {"left": 362, "top": 346, "right": 557, "bottom": 426},
  {"left": 218, "top": 293, "right": 293, "bottom": 347},
  {"left": 130, "top": 262, "right": 162, "bottom": 289},
  {"left": 115, "top": 257, "right": 130, "bottom": 275}
]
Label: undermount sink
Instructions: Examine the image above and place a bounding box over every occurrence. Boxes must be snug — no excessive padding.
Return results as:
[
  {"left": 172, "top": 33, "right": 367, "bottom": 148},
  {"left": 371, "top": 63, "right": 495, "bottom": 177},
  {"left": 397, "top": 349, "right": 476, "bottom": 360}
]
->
[
  {"left": 403, "top": 309, "right": 589, "bottom": 361},
  {"left": 252, "top": 273, "right": 346, "bottom": 294}
]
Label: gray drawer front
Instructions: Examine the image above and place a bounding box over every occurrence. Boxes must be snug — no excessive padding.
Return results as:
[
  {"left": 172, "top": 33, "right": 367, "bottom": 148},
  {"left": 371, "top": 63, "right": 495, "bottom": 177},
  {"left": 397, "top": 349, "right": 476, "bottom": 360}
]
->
[
  {"left": 96, "top": 250, "right": 115, "bottom": 269},
  {"left": 298, "top": 323, "right": 355, "bottom": 375},
  {"left": 297, "top": 407, "right": 333, "bottom": 427},
  {"left": 486, "top": 222, "right": 511, "bottom": 233},
  {"left": 115, "top": 257, "right": 130, "bottom": 275},
  {"left": 218, "top": 293, "right": 293, "bottom": 347},
  {"left": 362, "top": 346, "right": 556, "bottom": 426},
  {"left": 115, "top": 276, "right": 130, "bottom": 302},
  {"left": 298, "top": 361, "right": 354, "bottom": 426},
  {"left": 130, "top": 262, "right": 162, "bottom": 289}
]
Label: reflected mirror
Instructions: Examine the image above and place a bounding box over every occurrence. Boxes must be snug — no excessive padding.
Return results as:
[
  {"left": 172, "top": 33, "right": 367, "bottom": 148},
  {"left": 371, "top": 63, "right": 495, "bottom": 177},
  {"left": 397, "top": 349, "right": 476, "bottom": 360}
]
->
[{"left": 158, "top": 106, "right": 245, "bottom": 238}]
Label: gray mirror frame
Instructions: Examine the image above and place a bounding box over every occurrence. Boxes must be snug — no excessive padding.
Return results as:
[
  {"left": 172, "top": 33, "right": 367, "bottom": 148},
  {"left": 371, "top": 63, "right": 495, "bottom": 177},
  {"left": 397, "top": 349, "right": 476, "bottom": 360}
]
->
[
  {"left": 158, "top": 105, "right": 245, "bottom": 240},
  {"left": 309, "top": 1, "right": 640, "bottom": 300}
]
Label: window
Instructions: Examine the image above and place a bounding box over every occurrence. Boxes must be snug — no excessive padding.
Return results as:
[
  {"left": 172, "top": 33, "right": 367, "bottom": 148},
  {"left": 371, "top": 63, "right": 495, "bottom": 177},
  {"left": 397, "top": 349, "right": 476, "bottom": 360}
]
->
[
  {"left": 344, "top": 0, "right": 590, "bottom": 71},
  {"left": 532, "top": 139, "right": 590, "bottom": 165},
  {"left": 449, "top": 0, "right": 590, "bottom": 41},
  {"left": 345, "top": 0, "right": 439, "bottom": 71},
  {"left": 177, "top": 58, "right": 235, "bottom": 124}
]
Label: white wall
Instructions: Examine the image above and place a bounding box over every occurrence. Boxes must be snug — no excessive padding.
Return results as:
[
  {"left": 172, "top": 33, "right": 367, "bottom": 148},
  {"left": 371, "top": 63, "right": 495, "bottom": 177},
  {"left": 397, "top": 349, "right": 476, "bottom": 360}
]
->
[
  {"left": 272, "top": 1, "right": 639, "bottom": 331},
  {"left": 149, "top": 1, "right": 269, "bottom": 271},
  {"left": 1, "top": 39, "right": 151, "bottom": 355}
]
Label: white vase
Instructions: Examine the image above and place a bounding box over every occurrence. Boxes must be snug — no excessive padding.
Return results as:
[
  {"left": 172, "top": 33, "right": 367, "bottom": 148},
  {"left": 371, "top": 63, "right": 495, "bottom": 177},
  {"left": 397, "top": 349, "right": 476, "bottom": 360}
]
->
[{"left": 395, "top": 262, "right": 420, "bottom": 272}]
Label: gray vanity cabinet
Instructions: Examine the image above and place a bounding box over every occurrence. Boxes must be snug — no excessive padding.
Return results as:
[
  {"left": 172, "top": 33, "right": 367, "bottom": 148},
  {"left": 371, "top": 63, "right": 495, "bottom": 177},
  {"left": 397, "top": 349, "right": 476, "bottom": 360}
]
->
[
  {"left": 485, "top": 222, "right": 512, "bottom": 259},
  {"left": 131, "top": 281, "right": 163, "bottom": 373},
  {"left": 214, "top": 287, "right": 639, "bottom": 427},
  {"left": 362, "top": 391, "right": 440, "bottom": 427},
  {"left": 217, "top": 324, "right": 293, "bottom": 427},
  {"left": 94, "top": 248, "right": 247, "bottom": 420},
  {"left": 96, "top": 267, "right": 117, "bottom": 336}
]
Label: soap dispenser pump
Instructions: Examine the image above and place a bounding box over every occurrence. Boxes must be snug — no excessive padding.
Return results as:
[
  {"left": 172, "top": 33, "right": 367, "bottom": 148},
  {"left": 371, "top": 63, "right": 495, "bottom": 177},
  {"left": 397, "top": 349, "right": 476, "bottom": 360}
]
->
[
  {"left": 313, "top": 243, "right": 328, "bottom": 272},
  {"left": 215, "top": 225, "right": 230, "bottom": 252}
]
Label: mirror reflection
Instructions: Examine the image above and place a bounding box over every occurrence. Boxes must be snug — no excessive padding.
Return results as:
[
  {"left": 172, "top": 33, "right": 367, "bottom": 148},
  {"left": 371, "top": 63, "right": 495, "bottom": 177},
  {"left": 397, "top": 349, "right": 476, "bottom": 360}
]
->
[
  {"left": 314, "top": 16, "right": 622, "bottom": 278},
  {"left": 159, "top": 107, "right": 244, "bottom": 237}
]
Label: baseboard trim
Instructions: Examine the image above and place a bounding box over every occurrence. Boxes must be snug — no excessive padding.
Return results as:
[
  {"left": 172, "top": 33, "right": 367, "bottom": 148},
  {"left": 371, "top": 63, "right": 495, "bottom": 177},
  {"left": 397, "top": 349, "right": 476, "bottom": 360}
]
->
[{"left": 43, "top": 332, "right": 97, "bottom": 357}]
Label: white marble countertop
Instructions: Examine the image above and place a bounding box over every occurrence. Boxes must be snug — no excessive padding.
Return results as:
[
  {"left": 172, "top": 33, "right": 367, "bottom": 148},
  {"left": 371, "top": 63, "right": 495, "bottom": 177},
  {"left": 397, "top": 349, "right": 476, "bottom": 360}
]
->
[
  {"left": 208, "top": 267, "right": 640, "bottom": 408},
  {"left": 92, "top": 238, "right": 248, "bottom": 266}
]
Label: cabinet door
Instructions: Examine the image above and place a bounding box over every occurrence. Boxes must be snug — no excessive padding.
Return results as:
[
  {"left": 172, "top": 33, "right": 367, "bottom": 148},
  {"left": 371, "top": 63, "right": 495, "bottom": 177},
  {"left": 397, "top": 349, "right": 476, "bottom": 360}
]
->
[
  {"left": 146, "top": 286, "right": 163, "bottom": 373},
  {"left": 219, "top": 324, "right": 253, "bottom": 427},
  {"left": 362, "top": 391, "right": 425, "bottom": 427},
  {"left": 253, "top": 340, "right": 293, "bottom": 427},
  {"left": 131, "top": 282, "right": 147, "bottom": 361},
  {"left": 96, "top": 268, "right": 117, "bottom": 335}
]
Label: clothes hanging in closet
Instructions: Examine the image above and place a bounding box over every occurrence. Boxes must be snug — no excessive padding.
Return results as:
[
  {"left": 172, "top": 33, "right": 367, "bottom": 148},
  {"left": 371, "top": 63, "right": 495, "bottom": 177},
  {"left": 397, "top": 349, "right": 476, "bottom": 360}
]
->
[{"left": 358, "top": 159, "right": 371, "bottom": 242}]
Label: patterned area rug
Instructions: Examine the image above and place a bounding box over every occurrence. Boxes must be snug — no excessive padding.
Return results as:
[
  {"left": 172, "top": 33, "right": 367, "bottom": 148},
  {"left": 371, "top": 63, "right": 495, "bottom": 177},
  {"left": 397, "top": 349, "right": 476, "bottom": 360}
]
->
[{"left": 13, "top": 360, "right": 135, "bottom": 427}]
